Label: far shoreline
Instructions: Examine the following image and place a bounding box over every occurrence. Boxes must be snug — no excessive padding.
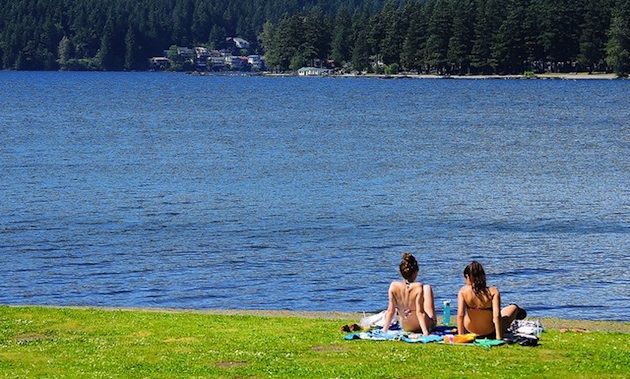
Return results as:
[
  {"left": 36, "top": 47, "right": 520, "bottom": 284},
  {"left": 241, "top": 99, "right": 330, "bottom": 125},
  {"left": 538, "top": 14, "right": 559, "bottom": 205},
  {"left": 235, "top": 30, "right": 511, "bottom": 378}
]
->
[
  {"left": 330, "top": 73, "right": 621, "bottom": 80},
  {"left": 261, "top": 72, "right": 622, "bottom": 80},
  {"left": 7, "top": 304, "right": 629, "bottom": 333},
  {"left": 1, "top": 70, "right": 623, "bottom": 80}
]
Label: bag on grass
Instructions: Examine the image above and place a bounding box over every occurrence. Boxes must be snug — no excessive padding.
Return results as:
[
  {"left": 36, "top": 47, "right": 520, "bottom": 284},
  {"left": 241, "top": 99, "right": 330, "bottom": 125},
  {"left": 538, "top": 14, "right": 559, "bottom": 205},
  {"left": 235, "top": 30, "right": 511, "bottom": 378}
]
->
[{"left": 359, "top": 310, "right": 400, "bottom": 330}]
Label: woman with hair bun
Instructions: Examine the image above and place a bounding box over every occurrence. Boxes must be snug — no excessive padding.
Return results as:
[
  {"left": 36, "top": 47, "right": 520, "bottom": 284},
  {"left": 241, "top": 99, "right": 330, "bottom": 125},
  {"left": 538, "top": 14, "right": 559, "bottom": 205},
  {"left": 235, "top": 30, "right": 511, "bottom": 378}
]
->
[
  {"left": 457, "top": 261, "right": 527, "bottom": 340},
  {"left": 382, "top": 253, "right": 436, "bottom": 335}
]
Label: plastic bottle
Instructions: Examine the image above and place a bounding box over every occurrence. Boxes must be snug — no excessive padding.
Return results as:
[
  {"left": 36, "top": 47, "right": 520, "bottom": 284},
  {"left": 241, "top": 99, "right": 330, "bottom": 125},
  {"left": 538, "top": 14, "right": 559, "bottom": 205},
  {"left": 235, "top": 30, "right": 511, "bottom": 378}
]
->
[{"left": 443, "top": 300, "right": 451, "bottom": 325}]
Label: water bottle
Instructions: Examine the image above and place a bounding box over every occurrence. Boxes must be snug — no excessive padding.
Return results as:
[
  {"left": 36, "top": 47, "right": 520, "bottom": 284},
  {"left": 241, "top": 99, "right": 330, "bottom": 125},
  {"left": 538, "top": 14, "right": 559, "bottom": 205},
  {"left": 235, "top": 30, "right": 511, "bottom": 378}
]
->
[{"left": 443, "top": 300, "right": 451, "bottom": 325}]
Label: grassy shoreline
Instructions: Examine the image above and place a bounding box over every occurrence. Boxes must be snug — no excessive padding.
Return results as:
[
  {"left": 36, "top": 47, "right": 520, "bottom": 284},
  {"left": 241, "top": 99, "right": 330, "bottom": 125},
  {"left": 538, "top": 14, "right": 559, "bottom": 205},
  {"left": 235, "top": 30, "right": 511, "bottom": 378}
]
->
[
  {"left": 6, "top": 304, "right": 630, "bottom": 334},
  {"left": 1, "top": 305, "right": 628, "bottom": 378},
  {"left": 17, "top": 304, "right": 630, "bottom": 332}
]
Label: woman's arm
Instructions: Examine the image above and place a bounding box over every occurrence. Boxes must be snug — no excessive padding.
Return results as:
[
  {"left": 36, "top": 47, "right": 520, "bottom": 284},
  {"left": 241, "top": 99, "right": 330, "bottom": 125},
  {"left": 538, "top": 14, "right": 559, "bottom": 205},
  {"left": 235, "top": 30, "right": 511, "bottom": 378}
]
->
[
  {"left": 415, "top": 286, "right": 429, "bottom": 336},
  {"left": 492, "top": 287, "right": 502, "bottom": 339},
  {"left": 382, "top": 283, "right": 397, "bottom": 332},
  {"left": 457, "top": 288, "right": 466, "bottom": 335}
]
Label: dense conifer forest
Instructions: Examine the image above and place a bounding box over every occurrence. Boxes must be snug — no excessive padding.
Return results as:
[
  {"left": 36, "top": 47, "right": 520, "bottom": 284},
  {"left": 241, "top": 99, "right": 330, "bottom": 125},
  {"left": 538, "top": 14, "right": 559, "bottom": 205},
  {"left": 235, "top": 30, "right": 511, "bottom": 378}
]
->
[{"left": 1, "top": 0, "right": 629, "bottom": 75}]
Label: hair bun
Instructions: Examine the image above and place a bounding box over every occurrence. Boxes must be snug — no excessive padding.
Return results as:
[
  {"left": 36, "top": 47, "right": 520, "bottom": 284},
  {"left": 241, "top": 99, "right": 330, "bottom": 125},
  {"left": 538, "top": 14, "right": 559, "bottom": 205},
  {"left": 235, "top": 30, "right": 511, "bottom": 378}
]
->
[{"left": 399, "top": 253, "right": 418, "bottom": 280}]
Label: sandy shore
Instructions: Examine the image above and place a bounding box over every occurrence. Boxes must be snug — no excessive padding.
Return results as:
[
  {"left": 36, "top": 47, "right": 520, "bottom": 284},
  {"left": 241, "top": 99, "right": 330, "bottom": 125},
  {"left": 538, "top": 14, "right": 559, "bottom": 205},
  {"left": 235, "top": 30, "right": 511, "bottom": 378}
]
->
[{"left": 21, "top": 305, "right": 630, "bottom": 333}]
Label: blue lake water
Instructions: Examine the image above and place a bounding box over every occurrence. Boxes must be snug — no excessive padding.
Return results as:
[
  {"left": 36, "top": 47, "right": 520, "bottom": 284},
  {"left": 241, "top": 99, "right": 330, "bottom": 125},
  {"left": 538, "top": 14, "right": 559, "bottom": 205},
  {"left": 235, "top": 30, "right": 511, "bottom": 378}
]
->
[{"left": 1, "top": 71, "right": 629, "bottom": 321}]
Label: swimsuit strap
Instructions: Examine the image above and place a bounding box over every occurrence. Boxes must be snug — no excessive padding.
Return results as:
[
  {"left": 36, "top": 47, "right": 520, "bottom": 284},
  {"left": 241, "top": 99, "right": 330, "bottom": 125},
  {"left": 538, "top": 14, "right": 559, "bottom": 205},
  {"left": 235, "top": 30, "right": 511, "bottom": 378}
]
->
[{"left": 467, "top": 302, "right": 493, "bottom": 311}]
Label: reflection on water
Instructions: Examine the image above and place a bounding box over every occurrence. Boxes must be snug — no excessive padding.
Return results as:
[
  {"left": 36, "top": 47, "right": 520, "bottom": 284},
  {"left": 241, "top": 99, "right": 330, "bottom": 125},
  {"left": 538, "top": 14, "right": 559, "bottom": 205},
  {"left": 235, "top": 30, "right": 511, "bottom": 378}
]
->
[{"left": 0, "top": 72, "right": 629, "bottom": 321}]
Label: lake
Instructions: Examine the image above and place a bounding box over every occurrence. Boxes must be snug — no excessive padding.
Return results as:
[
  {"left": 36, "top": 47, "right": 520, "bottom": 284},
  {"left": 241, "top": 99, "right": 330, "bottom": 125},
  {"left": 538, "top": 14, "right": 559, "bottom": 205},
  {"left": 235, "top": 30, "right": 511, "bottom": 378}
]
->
[{"left": 0, "top": 71, "right": 628, "bottom": 321}]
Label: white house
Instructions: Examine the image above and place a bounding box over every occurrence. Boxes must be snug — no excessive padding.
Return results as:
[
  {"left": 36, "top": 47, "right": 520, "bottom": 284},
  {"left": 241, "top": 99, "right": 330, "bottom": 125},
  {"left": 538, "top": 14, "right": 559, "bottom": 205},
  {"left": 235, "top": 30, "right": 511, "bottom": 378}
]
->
[
  {"left": 233, "top": 38, "right": 250, "bottom": 49},
  {"left": 149, "top": 57, "right": 169, "bottom": 69},
  {"left": 208, "top": 56, "right": 226, "bottom": 69},
  {"left": 177, "top": 47, "right": 194, "bottom": 58},
  {"left": 297, "top": 67, "right": 330, "bottom": 76},
  {"left": 248, "top": 55, "right": 262, "bottom": 69}
]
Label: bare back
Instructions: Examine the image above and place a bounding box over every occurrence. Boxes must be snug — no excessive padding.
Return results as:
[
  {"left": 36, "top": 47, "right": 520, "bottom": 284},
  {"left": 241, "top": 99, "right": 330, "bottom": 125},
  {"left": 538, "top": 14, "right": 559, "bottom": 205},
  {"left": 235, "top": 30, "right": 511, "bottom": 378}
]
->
[
  {"left": 458, "top": 284, "right": 500, "bottom": 336},
  {"left": 388, "top": 281, "right": 425, "bottom": 332}
]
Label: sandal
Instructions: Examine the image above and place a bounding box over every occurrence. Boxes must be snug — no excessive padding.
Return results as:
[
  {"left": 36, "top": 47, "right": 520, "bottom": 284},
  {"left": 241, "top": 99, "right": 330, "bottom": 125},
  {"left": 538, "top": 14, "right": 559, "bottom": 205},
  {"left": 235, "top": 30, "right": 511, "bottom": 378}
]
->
[{"left": 340, "top": 323, "right": 362, "bottom": 332}]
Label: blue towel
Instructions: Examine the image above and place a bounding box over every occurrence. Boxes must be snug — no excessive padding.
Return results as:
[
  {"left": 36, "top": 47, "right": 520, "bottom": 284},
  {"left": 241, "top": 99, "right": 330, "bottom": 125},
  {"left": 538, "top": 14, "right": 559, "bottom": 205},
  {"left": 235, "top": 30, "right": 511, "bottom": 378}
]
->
[
  {"left": 344, "top": 326, "right": 505, "bottom": 347},
  {"left": 344, "top": 329, "right": 402, "bottom": 341},
  {"left": 401, "top": 334, "right": 444, "bottom": 343},
  {"left": 344, "top": 329, "right": 444, "bottom": 343}
]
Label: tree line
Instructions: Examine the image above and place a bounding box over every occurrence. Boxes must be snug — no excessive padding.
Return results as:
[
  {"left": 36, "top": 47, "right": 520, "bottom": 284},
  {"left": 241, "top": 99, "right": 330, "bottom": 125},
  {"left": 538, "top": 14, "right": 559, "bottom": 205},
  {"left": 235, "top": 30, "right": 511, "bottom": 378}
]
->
[
  {"left": 262, "top": 0, "right": 630, "bottom": 76},
  {"left": 1, "top": 0, "right": 629, "bottom": 76}
]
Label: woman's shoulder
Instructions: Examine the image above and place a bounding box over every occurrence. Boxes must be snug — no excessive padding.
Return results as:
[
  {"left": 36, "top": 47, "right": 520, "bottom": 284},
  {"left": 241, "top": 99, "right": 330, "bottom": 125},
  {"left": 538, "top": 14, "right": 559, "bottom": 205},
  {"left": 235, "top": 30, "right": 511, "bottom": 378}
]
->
[
  {"left": 389, "top": 281, "right": 423, "bottom": 291},
  {"left": 458, "top": 284, "right": 472, "bottom": 293}
]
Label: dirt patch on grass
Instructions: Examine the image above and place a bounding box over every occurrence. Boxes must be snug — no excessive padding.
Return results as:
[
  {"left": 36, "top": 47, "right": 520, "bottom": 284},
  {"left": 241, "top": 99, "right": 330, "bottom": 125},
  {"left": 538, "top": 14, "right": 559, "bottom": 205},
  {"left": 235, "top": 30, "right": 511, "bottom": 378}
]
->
[
  {"left": 16, "top": 333, "right": 52, "bottom": 343},
  {"left": 215, "top": 361, "right": 247, "bottom": 368},
  {"left": 163, "top": 337, "right": 198, "bottom": 343},
  {"left": 538, "top": 318, "right": 630, "bottom": 333},
  {"left": 312, "top": 345, "right": 348, "bottom": 352}
]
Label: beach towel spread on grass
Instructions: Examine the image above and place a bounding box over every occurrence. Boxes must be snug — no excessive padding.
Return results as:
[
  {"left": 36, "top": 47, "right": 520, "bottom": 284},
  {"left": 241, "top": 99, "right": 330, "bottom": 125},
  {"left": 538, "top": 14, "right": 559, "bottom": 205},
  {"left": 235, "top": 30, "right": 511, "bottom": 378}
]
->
[
  {"left": 343, "top": 329, "right": 442, "bottom": 343},
  {"left": 343, "top": 328, "right": 506, "bottom": 347},
  {"left": 345, "top": 326, "right": 467, "bottom": 343},
  {"left": 344, "top": 330, "right": 542, "bottom": 347},
  {"left": 345, "top": 317, "right": 543, "bottom": 348},
  {"left": 344, "top": 329, "right": 443, "bottom": 343}
]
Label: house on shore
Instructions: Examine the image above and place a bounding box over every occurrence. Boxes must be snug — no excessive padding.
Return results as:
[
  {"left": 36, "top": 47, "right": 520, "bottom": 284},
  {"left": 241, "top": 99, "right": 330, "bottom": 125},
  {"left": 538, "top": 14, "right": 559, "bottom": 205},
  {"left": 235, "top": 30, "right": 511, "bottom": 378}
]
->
[
  {"left": 297, "top": 67, "right": 330, "bottom": 76},
  {"left": 149, "top": 57, "right": 169, "bottom": 70}
]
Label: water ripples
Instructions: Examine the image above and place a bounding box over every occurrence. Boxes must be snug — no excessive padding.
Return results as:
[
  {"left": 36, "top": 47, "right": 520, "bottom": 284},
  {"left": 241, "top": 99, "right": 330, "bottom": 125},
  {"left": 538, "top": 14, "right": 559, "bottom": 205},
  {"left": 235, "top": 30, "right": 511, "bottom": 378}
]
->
[{"left": 1, "top": 72, "right": 629, "bottom": 321}]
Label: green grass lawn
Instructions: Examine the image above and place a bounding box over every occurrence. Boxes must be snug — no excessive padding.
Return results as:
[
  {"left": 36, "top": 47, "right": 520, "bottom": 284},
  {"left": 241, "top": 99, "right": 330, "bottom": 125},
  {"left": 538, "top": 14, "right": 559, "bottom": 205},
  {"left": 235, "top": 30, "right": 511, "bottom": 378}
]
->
[{"left": 1, "top": 306, "right": 628, "bottom": 378}]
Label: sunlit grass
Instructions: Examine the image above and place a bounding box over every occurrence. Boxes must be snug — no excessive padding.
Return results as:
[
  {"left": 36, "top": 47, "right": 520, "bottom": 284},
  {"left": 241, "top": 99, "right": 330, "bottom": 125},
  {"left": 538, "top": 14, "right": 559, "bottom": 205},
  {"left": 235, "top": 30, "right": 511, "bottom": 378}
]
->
[{"left": 0, "top": 306, "right": 628, "bottom": 378}]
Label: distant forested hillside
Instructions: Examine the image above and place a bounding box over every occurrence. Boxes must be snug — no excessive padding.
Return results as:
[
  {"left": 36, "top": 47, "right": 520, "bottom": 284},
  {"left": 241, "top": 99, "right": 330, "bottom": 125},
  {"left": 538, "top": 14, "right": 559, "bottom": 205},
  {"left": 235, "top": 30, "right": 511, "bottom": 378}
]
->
[{"left": 1, "top": 0, "right": 629, "bottom": 75}]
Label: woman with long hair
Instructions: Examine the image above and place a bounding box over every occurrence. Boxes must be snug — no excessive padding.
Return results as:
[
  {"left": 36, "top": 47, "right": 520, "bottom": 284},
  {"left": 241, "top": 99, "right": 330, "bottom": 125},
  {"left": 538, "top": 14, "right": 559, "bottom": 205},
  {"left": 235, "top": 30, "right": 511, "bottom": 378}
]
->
[
  {"left": 457, "top": 261, "right": 526, "bottom": 339},
  {"left": 382, "top": 253, "right": 436, "bottom": 335}
]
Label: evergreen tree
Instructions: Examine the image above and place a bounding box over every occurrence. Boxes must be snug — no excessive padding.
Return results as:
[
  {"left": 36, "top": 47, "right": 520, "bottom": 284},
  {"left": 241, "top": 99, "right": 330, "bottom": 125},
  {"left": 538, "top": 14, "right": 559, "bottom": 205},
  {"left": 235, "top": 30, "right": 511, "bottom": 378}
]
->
[
  {"left": 378, "top": 0, "right": 404, "bottom": 66},
  {"left": 401, "top": 2, "right": 429, "bottom": 72},
  {"left": 58, "top": 35, "right": 74, "bottom": 70},
  {"left": 446, "top": 0, "right": 475, "bottom": 74},
  {"left": 350, "top": 8, "right": 372, "bottom": 72},
  {"left": 537, "top": 0, "right": 581, "bottom": 71},
  {"left": 302, "top": 6, "right": 330, "bottom": 66},
  {"left": 605, "top": 1, "right": 630, "bottom": 76},
  {"left": 424, "top": 0, "right": 452, "bottom": 74},
  {"left": 191, "top": 0, "right": 211, "bottom": 45},
  {"left": 578, "top": 0, "right": 612, "bottom": 72},
  {"left": 577, "top": 0, "right": 610, "bottom": 73},
  {"left": 268, "top": 14, "right": 305, "bottom": 71},
  {"left": 491, "top": 0, "right": 528, "bottom": 74},
  {"left": 97, "top": 17, "right": 118, "bottom": 70},
  {"left": 259, "top": 20, "right": 277, "bottom": 64},
  {"left": 172, "top": 0, "right": 195, "bottom": 46},
  {"left": 470, "top": 0, "right": 504, "bottom": 74},
  {"left": 330, "top": 6, "right": 352, "bottom": 65},
  {"left": 125, "top": 25, "right": 146, "bottom": 71}
]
